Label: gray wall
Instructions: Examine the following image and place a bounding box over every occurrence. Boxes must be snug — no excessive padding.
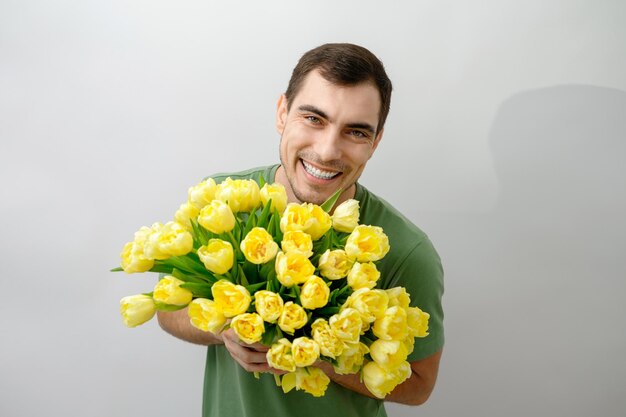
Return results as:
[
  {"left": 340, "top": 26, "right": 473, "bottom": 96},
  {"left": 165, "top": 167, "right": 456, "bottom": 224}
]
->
[{"left": 1, "top": 1, "right": 625, "bottom": 416}]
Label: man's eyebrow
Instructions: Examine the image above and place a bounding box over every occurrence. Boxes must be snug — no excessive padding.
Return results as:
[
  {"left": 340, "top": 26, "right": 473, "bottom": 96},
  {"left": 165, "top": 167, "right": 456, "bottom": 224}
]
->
[{"left": 297, "top": 105, "right": 328, "bottom": 120}]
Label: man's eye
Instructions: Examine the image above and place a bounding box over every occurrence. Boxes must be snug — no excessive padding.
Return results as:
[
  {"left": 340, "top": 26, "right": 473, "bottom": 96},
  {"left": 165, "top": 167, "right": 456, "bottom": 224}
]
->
[
  {"left": 306, "top": 116, "right": 321, "bottom": 124},
  {"left": 349, "top": 130, "right": 367, "bottom": 138}
]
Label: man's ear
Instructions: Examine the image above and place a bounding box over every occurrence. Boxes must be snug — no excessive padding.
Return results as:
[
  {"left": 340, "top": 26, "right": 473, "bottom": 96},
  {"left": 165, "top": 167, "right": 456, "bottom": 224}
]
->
[{"left": 276, "top": 94, "right": 288, "bottom": 134}]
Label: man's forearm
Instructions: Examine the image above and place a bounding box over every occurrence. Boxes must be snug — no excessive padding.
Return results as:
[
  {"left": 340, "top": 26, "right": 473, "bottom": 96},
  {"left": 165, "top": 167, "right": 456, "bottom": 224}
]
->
[
  {"left": 318, "top": 350, "right": 442, "bottom": 406},
  {"left": 157, "top": 308, "right": 224, "bottom": 346}
]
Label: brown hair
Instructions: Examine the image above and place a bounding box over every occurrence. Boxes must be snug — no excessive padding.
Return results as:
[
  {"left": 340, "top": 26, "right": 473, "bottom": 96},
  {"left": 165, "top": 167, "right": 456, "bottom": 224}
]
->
[{"left": 285, "top": 43, "right": 392, "bottom": 134}]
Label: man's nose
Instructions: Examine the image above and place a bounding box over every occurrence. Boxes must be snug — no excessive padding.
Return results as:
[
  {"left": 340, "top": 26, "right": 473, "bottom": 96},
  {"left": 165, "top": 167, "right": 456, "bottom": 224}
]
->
[{"left": 313, "top": 128, "right": 343, "bottom": 162}]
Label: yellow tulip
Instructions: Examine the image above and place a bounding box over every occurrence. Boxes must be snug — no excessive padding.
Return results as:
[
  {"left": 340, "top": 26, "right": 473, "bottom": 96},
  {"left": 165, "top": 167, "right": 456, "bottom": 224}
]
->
[
  {"left": 198, "top": 200, "right": 236, "bottom": 234},
  {"left": 329, "top": 308, "right": 363, "bottom": 344},
  {"left": 386, "top": 287, "right": 411, "bottom": 309},
  {"left": 254, "top": 290, "right": 284, "bottom": 323},
  {"left": 318, "top": 249, "right": 353, "bottom": 280},
  {"left": 280, "top": 230, "right": 313, "bottom": 258},
  {"left": 153, "top": 275, "right": 193, "bottom": 306},
  {"left": 334, "top": 342, "right": 369, "bottom": 375},
  {"left": 145, "top": 221, "right": 193, "bottom": 259},
  {"left": 310, "top": 319, "right": 344, "bottom": 359},
  {"left": 369, "top": 339, "right": 409, "bottom": 369},
  {"left": 347, "top": 262, "right": 380, "bottom": 290},
  {"left": 342, "top": 288, "right": 389, "bottom": 325},
  {"left": 240, "top": 227, "right": 279, "bottom": 264},
  {"left": 188, "top": 178, "right": 217, "bottom": 210},
  {"left": 300, "top": 276, "right": 330, "bottom": 310},
  {"left": 266, "top": 338, "right": 296, "bottom": 372},
  {"left": 275, "top": 251, "right": 315, "bottom": 287},
  {"left": 372, "top": 306, "right": 408, "bottom": 341},
  {"left": 231, "top": 313, "right": 265, "bottom": 344},
  {"left": 304, "top": 203, "right": 332, "bottom": 240},
  {"left": 215, "top": 177, "right": 261, "bottom": 213},
  {"left": 331, "top": 199, "right": 360, "bottom": 233},
  {"left": 211, "top": 279, "right": 251, "bottom": 317},
  {"left": 120, "top": 241, "right": 154, "bottom": 273},
  {"left": 142, "top": 222, "right": 167, "bottom": 260},
  {"left": 174, "top": 202, "right": 200, "bottom": 230},
  {"left": 402, "top": 336, "right": 415, "bottom": 356},
  {"left": 291, "top": 337, "right": 320, "bottom": 367},
  {"left": 120, "top": 294, "right": 156, "bottom": 327},
  {"left": 277, "top": 302, "right": 308, "bottom": 335},
  {"left": 197, "top": 239, "right": 234, "bottom": 275},
  {"left": 280, "top": 203, "right": 313, "bottom": 233},
  {"left": 362, "top": 361, "right": 411, "bottom": 399},
  {"left": 406, "top": 306, "right": 430, "bottom": 338},
  {"left": 260, "top": 182, "right": 288, "bottom": 214},
  {"left": 121, "top": 225, "right": 157, "bottom": 272},
  {"left": 345, "top": 225, "right": 390, "bottom": 262},
  {"left": 188, "top": 298, "right": 227, "bottom": 333},
  {"left": 295, "top": 366, "right": 330, "bottom": 397}
]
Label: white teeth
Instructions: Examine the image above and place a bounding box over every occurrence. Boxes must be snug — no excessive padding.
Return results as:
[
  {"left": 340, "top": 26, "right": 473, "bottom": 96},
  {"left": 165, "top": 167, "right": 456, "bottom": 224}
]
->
[{"left": 302, "top": 161, "right": 339, "bottom": 180}]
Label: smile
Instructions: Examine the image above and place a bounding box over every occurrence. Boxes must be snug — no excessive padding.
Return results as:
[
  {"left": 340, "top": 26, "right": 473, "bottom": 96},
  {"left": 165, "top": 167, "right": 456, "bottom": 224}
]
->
[{"left": 301, "top": 160, "right": 341, "bottom": 180}]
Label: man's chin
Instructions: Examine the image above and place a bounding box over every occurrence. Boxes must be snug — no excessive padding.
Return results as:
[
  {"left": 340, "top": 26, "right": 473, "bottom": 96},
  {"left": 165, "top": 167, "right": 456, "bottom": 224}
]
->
[{"left": 291, "top": 184, "right": 333, "bottom": 205}]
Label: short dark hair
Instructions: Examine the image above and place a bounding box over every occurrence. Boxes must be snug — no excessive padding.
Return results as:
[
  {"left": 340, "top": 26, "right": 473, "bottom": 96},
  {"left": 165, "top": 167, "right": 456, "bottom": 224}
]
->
[{"left": 285, "top": 43, "right": 392, "bottom": 134}]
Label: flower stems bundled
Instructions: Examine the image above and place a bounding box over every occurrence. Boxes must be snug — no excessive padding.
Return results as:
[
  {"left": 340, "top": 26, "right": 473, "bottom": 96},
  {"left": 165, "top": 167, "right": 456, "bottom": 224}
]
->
[{"left": 114, "top": 177, "right": 430, "bottom": 398}]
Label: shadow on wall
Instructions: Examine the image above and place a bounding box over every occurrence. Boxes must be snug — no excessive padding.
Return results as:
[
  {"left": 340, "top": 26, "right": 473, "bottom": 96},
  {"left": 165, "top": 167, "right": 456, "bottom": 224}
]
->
[{"left": 421, "top": 85, "right": 626, "bottom": 417}]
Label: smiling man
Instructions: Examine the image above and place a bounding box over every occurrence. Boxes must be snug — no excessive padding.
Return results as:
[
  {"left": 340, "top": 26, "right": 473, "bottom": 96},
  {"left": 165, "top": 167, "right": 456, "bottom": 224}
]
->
[
  {"left": 275, "top": 68, "right": 384, "bottom": 206},
  {"left": 157, "top": 43, "right": 444, "bottom": 417}
]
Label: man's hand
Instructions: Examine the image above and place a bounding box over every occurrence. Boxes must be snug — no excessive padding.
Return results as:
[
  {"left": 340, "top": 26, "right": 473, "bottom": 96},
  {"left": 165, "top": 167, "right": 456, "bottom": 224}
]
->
[
  {"left": 316, "top": 350, "right": 442, "bottom": 405},
  {"left": 221, "top": 328, "right": 284, "bottom": 374}
]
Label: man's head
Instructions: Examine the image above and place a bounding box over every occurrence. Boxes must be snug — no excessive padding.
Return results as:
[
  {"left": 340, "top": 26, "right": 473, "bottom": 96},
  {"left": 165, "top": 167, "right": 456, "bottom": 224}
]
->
[
  {"left": 275, "top": 43, "right": 392, "bottom": 206},
  {"left": 285, "top": 43, "right": 392, "bottom": 135}
]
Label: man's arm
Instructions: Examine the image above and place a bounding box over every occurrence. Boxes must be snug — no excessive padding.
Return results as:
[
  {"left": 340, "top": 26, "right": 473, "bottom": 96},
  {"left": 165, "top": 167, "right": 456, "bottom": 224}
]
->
[
  {"left": 159, "top": 308, "right": 441, "bottom": 404},
  {"left": 317, "top": 350, "right": 443, "bottom": 405},
  {"left": 156, "top": 309, "right": 224, "bottom": 346},
  {"left": 158, "top": 310, "right": 283, "bottom": 374}
]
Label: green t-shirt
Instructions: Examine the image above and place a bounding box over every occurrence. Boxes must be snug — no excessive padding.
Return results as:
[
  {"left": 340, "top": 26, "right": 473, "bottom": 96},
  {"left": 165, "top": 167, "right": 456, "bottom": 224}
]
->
[{"left": 201, "top": 165, "right": 444, "bottom": 417}]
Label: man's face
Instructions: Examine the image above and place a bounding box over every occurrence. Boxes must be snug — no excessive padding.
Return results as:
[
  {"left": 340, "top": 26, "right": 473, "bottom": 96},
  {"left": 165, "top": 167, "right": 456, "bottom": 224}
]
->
[{"left": 276, "top": 70, "right": 384, "bottom": 205}]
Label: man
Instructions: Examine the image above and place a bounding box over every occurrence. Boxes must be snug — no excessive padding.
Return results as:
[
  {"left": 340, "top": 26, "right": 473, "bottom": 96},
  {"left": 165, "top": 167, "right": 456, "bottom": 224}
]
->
[{"left": 157, "top": 43, "right": 444, "bottom": 417}]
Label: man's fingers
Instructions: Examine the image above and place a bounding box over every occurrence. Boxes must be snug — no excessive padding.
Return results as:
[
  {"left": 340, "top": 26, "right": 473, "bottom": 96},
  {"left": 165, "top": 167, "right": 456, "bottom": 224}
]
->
[{"left": 222, "top": 329, "right": 275, "bottom": 373}]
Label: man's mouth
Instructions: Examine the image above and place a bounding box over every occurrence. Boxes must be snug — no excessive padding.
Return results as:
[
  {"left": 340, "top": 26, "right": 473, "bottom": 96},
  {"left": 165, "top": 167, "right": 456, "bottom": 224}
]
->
[{"left": 301, "top": 160, "right": 341, "bottom": 180}]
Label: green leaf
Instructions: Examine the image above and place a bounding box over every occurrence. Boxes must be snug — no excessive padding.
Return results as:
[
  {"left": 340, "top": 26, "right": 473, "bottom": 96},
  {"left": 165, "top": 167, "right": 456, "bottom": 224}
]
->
[
  {"left": 243, "top": 260, "right": 260, "bottom": 284},
  {"left": 238, "top": 264, "right": 249, "bottom": 286},
  {"left": 170, "top": 268, "right": 191, "bottom": 281},
  {"left": 146, "top": 263, "right": 173, "bottom": 274},
  {"left": 161, "top": 255, "right": 206, "bottom": 276},
  {"left": 256, "top": 198, "right": 273, "bottom": 229},
  {"left": 320, "top": 188, "right": 343, "bottom": 213},
  {"left": 261, "top": 324, "right": 277, "bottom": 346},
  {"left": 275, "top": 326, "right": 284, "bottom": 340},
  {"left": 180, "top": 282, "right": 214, "bottom": 299},
  {"left": 190, "top": 219, "right": 208, "bottom": 247},
  {"left": 258, "top": 175, "right": 266, "bottom": 188},
  {"left": 245, "top": 281, "right": 267, "bottom": 293},
  {"left": 273, "top": 212, "right": 283, "bottom": 242},
  {"left": 110, "top": 267, "right": 123, "bottom": 272},
  {"left": 243, "top": 211, "right": 257, "bottom": 237},
  {"left": 286, "top": 285, "right": 301, "bottom": 303},
  {"left": 259, "top": 261, "right": 276, "bottom": 281},
  {"left": 154, "top": 302, "right": 187, "bottom": 312},
  {"left": 170, "top": 268, "right": 214, "bottom": 284},
  {"left": 315, "top": 306, "right": 340, "bottom": 315}
]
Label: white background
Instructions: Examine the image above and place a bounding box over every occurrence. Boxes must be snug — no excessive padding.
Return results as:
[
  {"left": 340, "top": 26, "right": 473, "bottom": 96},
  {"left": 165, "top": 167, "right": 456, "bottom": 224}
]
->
[{"left": 1, "top": 1, "right": 625, "bottom": 416}]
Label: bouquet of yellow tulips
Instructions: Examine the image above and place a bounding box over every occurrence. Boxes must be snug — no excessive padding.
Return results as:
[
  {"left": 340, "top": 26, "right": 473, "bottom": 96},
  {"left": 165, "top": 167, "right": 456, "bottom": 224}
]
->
[{"left": 113, "top": 176, "right": 430, "bottom": 398}]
